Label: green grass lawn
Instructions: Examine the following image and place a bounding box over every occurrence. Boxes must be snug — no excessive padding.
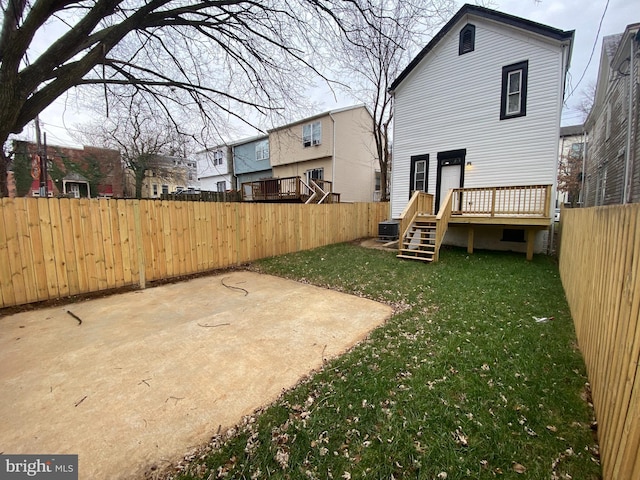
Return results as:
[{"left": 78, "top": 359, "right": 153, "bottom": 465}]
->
[{"left": 164, "top": 243, "right": 600, "bottom": 480}]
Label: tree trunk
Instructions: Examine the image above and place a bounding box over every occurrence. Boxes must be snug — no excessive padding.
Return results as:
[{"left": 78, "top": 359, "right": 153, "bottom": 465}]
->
[
  {"left": 380, "top": 158, "right": 389, "bottom": 202},
  {"left": 134, "top": 168, "right": 146, "bottom": 199},
  {"left": 135, "top": 174, "right": 143, "bottom": 199}
]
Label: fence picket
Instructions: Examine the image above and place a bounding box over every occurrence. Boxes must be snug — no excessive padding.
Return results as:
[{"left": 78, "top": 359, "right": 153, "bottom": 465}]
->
[
  {"left": 0, "top": 198, "right": 387, "bottom": 308},
  {"left": 560, "top": 204, "right": 640, "bottom": 480}
]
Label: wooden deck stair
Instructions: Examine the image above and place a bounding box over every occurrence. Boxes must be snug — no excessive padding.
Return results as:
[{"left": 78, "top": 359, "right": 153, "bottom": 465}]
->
[
  {"left": 397, "top": 215, "right": 437, "bottom": 262},
  {"left": 395, "top": 185, "right": 552, "bottom": 263}
]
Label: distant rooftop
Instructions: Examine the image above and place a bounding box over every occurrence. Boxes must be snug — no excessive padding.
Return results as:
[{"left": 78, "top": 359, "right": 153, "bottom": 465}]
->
[
  {"left": 560, "top": 124, "right": 584, "bottom": 137},
  {"left": 602, "top": 33, "right": 623, "bottom": 62}
]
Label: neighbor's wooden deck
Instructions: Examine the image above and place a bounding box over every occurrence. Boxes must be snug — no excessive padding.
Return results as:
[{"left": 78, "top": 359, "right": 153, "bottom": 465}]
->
[{"left": 241, "top": 176, "right": 340, "bottom": 203}]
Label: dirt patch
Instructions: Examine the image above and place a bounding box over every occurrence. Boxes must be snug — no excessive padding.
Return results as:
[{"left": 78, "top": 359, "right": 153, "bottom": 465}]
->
[
  {"left": 0, "top": 271, "right": 392, "bottom": 479},
  {"left": 357, "top": 237, "right": 398, "bottom": 251}
]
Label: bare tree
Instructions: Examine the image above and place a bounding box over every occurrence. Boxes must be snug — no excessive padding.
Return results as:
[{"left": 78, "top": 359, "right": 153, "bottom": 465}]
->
[
  {"left": 77, "top": 98, "right": 191, "bottom": 199},
  {"left": 558, "top": 149, "right": 584, "bottom": 207},
  {"left": 574, "top": 81, "right": 597, "bottom": 122},
  {"left": 331, "top": 0, "right": 455, "bottom": 201},
  {"left": 0, "top": 0, "right": 379, "bottom": 197}
]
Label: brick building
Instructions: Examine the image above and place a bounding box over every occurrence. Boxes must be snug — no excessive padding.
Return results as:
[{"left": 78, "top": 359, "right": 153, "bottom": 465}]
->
[{"left": 10, "top": 140, "right": 124, "bottom": 198}]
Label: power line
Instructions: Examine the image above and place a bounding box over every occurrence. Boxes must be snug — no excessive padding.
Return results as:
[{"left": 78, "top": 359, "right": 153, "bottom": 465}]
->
[{"left": 565, "top": 0, "right": 610, "bottom": 101}]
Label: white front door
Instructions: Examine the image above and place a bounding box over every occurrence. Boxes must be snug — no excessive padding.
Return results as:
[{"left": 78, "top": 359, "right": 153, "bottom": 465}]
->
[{"left": 439, "top": 164, "right": 461, "bottom": 205}]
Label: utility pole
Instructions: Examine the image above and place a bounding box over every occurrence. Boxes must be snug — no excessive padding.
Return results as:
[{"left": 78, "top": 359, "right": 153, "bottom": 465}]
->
[{"left": 35, "top": 117, "right": 48, "bottom": 197}]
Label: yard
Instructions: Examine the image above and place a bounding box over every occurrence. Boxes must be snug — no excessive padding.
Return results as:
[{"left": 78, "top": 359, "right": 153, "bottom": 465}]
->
[{"left": 156, "top": 243, "right": 601, "bottom": 480}]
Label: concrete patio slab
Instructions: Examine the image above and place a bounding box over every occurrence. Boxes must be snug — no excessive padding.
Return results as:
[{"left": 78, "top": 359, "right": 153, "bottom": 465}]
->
[{"left": 0, "top": 271, "right": 392, "bottom": 479}]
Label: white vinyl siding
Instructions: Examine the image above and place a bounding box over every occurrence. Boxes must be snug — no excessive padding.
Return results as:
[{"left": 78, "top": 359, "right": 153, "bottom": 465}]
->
[{"left": 391, "top": 16, "right": 566, "bottom": 218}]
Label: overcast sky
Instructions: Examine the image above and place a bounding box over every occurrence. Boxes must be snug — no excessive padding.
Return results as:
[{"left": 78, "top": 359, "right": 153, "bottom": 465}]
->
[
  {"left": 311, "top": 0, "right": 638, "bottom": 127},
  {"left": 492, "top": 0, "right": 636, "bottom": 126},
  {"left": 30, "top": 0, "right": 639, "bottom": 147}
]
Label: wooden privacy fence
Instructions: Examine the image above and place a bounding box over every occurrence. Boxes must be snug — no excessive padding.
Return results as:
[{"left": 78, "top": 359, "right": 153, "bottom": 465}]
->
[
  {"left": 0, "top": 198, "right": 389, "bottom": 309},
  {"left": 559, "top": 204, "right": 640, "bottom": 480}
]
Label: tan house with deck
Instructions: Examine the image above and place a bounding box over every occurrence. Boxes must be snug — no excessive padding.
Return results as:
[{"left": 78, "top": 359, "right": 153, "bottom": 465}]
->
[{"left": 242, "top": 105, "right": 378, "bottom": 203}]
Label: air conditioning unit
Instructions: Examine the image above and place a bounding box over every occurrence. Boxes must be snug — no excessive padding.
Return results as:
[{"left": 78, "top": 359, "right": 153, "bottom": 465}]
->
[
  {"left": 312, "top": 139, "right": 320, "bottom": 146},
  {"left": 378, "top": 220, "right": 400, "bottom": 241}
]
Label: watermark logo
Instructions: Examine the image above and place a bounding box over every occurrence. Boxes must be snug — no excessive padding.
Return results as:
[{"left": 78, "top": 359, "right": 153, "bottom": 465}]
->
[{"left": 1, "top": 455, "right": 77, "bottom": 479}]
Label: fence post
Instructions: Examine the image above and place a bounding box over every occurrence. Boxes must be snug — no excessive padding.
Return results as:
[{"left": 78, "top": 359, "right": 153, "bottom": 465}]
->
[{"left": 133, "top": 200, "right": 146, "bottom": 289}]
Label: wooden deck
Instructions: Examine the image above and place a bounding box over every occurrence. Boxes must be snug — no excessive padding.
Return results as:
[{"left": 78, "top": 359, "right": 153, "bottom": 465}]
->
[
  {"left": 241, "top": 176, "right": 340, "bottom": 203},
  {"left": 397, "top": 185, "right": 552, "bottom": 262},
  {"left": 449, "top": 184, "right": 551, "bottom": 225}
]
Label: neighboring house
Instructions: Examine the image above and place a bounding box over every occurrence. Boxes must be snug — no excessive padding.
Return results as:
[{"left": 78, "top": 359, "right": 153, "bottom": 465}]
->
[
  {"left": 583, "top": 24, "right": 640, "bottom": 207},
  {"left": 10, "top": 140, "right": 124, "bottom": 198},
  {"left": 125, "top": 154, "right": 198, "bottom": 198},
  {"left": 265, "top": 104, "right": 378, "bottom": 203},
  {"left": 388, "top": 4, "right": 573, "bottom": 261},
  {"left": 557, "top": 124, "right": 586, "bottom": 208},
  {"left": 233, "top": 134, "right": 272, "bottom": 186},
  {"left": 196, "top": 145, "right": 234, "bottom": 192}
]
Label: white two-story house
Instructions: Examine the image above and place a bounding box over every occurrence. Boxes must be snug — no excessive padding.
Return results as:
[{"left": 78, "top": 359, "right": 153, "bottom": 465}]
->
[{"left": 389, "top": 4, "right": 574, "bottom": 261}]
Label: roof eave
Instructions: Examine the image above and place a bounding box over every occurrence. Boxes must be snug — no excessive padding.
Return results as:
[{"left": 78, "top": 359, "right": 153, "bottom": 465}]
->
[{"left": 389, "top": 3, "right": 574, "bottom": 94}]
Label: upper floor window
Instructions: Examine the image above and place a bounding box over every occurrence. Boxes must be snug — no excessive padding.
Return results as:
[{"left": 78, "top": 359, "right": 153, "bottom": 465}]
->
[
  {"left": 212, "top": 149, "right": 224, "bottom": 165},
  {"left": 459, "top": 24, "right": 475, "bottom": 55},
  {"left": 500, "top": 60, "right": 528, "bottom": 120},
  {"left": 303, "top": 121, "right": 321, "bottom": 147},
  {"left": 570, "top": 142, "right": 584, "bottom": 157},
  {"left": 255, "top": 140, "right": 269, "bottom": 161}
]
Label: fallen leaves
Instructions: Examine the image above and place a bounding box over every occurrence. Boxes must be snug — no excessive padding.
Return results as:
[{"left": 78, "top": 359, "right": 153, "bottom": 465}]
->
[
  {"left": 513, "top": 462, "right": 527, "bottom": 473},
  {"left": 453, "top": 426, "right": 468, "bottom": 447}
]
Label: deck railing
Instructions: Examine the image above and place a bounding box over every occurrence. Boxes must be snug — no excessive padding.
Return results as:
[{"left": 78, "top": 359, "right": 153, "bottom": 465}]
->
[
  {"left": 450, "top": 184, "right": 552, "bottom": 217},
  {"left": 434, "top": 189, "right": 454, "bottom": 261},
  {"left": 398, "top": 191, "right": 434, "bottom": 244}
]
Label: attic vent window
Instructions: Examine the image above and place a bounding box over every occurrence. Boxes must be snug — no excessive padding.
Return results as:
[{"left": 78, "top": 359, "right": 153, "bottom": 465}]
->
[{"left": 459, "top": 24, "right": 475, "bottom": 55}]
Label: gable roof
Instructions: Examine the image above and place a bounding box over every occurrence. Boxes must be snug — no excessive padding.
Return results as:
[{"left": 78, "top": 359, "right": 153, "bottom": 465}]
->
[
  {"left": 389, "top": 3, "right": 574, "bottom": 92},
  {"left": 586, "top": 23, "right": 640, "bottom": 129},
  {"left": 602, "top": 33, "right": 623, "bottom": 62}
]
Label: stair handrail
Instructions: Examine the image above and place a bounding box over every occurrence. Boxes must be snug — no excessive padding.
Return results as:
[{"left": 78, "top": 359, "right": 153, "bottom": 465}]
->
[
  {"left": 311, "top": 179, "right": 329, "bottom": 204},
  {"left": 319, "top": 191, "right": 332, "bottom": 204},
  {"left": 398, "top": 191, "right": 434, "bottom": 248},
  {"left": 434, "top": 189, "right": 454, "bottom": 261}
]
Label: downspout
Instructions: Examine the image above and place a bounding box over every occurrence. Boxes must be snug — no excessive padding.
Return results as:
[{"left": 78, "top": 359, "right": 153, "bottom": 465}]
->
[
  {"left": 328, "top": 112, "right": 336, "bottom": 187},
  {"left": 231, "top": 145, "right": 238, "bottom": 191},
  {"left": 551, "top": 41, "right": 570, "bottom": 255},
  {"left": 580, "top": 129, "right": 587, "bottom": 206},
  {"left": 555, "top": 42, "right": 569, "bottom": 214},
  {"left": 623, "top": 33, "right": 637, "bottom": 203}
]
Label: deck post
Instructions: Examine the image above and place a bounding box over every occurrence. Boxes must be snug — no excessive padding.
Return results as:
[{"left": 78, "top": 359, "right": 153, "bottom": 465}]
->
[
  {"left": 526, "top": 228, "right": 535, "bottom": 261},
  {"left": 467, "top": 227, "right": 474, "bottom": 254},
  {"left": 490, "top": 188, "right": 497, "bottom": 216}
]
